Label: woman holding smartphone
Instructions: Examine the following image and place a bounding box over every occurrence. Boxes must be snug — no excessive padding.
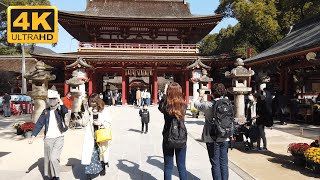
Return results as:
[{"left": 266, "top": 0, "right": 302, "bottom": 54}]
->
[{"left": 81, "top": 93, "right": 112, "bottom": 179}]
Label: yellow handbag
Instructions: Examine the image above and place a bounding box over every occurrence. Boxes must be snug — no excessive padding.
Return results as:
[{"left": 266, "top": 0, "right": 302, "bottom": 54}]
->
[{"left": 95, "top": 126, "right": 112, "bottom": 143}]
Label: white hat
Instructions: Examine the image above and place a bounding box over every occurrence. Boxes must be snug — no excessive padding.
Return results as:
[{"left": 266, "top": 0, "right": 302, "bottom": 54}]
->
[{"left": 48, "top": 89, "right": 60, "bottom": 99}]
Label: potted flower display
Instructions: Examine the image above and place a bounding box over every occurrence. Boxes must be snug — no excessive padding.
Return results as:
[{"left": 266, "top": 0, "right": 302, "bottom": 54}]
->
[
  {"left": 13, "top": 121, "right": 25, "bottom": 135},
  {"left": 20, "top": 122, "right": 35, "bottom": 138},
  {"left": 190, "top": 107, "right": 199, "bottom": 118},
  {"left": 288, "top": 143, "right": 311, "bottom": 166},
  {"left": 304, "top": 147, "right": 320, "bottom": 173}
]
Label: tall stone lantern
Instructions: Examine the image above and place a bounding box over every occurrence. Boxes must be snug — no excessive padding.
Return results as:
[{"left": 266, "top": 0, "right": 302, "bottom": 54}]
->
[
  {"left": 199, "top": 69, "right": 213, "bottom": 102},
  {"left": 66, "top": 70, "right": 85, "bottom": 113},
  {"left": 225, "top": 58, "right": 255, "bottom": 124},
  {"left": 25, "top": 61, "right": 56, "bottom": 122}
]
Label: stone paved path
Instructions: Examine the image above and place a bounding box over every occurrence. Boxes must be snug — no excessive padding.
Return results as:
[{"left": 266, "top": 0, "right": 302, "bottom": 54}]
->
[{"left": 0, "top": 106, "right": 244, "bottom": 180}]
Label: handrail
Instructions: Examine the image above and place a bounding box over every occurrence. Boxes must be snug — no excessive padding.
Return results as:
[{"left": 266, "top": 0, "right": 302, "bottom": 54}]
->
[{"left": 79, "top": 42, "right": 197, "bottom": 50}]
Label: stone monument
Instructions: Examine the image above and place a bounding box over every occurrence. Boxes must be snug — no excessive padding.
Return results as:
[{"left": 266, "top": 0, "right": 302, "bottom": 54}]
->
[
  {"left": 225, "top": 58, "right": 255, "bottom": 124},
  {"left": 25, "top": 61, "right": 56, "bottom": 122},
  {"left": 66, "top": 70, "right": 85, "bottom": 113}
]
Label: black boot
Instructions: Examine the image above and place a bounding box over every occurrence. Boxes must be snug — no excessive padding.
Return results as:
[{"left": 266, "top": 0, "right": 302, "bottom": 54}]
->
[{"left": 100, "top": 161, "right": 106, "bottom": 176}]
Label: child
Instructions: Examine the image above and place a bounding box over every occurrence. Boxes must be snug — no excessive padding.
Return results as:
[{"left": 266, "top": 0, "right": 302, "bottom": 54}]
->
[{"left": 139, "top": 104, "right": 150, "bottom": 134}]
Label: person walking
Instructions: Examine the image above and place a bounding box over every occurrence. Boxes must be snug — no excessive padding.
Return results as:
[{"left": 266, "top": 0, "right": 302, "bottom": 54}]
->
[
  {"left": 81, "top": 93, "right": 112, "bottom": 179},
  {"left": 145, "top": 89, "right": 151, "bottom": 106},
  {"left": 139, "top": 104, "right": 150, "bottom": 134},
  {"left": 256, "top": 96, "right": 270, "bottom": 151},
  {"left": 3, "top": 93, "right": 11, "bottom": 117},
  {"left": 136, "top": 88, "right": 142, "bottom": 107},
  {"left": 29, "top": 89, "right": 69, "bottom": 180},
  {"left": 277, "top": 91, "right": 289, "bottom": 125},
  {"left": 158, "top": 82, "right": 187, "bottom": 180},
  {"left": 194, "top": 83, "right": 232, "bottom": 180}
]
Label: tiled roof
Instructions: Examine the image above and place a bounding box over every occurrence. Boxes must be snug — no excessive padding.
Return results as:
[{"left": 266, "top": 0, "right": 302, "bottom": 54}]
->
[
  {"left": 245, "top": 15, "right": 320, "bottom": 64},
  {"left": 80, "top": 0, "right": 192, "bottom": 18}
]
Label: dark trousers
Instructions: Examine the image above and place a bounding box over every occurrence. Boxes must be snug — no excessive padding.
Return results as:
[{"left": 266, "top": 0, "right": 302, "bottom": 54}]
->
[
  {"left": 206, "top": 141, "right": 229, "bottom": 180},
  {"left": 141, "top": 122, "right": 148, "bottom": 132},
  {"left": 162, "top": 142, "right": 187, "bottom": 180}
]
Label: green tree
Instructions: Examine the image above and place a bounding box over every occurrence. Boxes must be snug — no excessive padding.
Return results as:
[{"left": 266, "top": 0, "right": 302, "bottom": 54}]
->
[
  {"left": 214, "top": 0, "right": 320, "bottom": 53},
  {"left": 0, "top": 0, "right": 50, "bottom": 54}
]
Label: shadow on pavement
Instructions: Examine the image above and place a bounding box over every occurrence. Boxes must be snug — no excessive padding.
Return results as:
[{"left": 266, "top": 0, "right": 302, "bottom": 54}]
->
[
  {"left": 117, "top": 159, "right": 157, "bottom": 180},
  {"left": 26, "top": 158, "right": 47, "bottom": 179},
  {"left": 233, "top": 144, "right": 320, "bottom": 178},
  {"left": 66, "top": 158, "right": 87, "bottom": 180},
  {"left": 184, "top": 120, "right": 205, "bottom": 126},
  {"left": 147, "top": 156, "right": 200, "bottom": 180},
  {"left": 0, "top": 151, "right": 11, "bottom": 158},
  {"left": 128, "top": 128, "right": 142, "bottom": 134}
]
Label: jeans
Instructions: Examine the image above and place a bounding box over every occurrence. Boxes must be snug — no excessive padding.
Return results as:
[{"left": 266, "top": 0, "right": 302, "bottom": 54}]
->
[
  {"left": 163, "top": 142, "right": 187, "bottom": 180},
  {"left": 3, "top": 103, "right": 11, "bottom": 117},
  {"left": 257, "top": 125, "right": 267, "bottom": 149},
  {"left": 206, "top": 141, "right": 229, "bottom": 180}
]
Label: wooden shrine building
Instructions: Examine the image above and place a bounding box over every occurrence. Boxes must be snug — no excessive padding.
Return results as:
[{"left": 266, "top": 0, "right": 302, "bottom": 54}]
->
[{"left": 31, "top": 0, "right": 235, "bottom": 105}]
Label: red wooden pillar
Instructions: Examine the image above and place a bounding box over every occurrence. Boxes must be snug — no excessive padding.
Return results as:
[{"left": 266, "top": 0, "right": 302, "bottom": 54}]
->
[
  {"left": 88, "top": 71, "right": 93, "bottom": 95},
  {"left": 122, "top": 69, "right": 127, "bottom": 105},
  {"left": 153, "top": 70, "right": 158, "bottom": 104},
  {"left": 207, "top": 81, "right": 212, "bottom": 101},
  {"left": 64, "top": 71, "right": 70, "bottom": 96},
  {"left": 185, "top": 71, "right": 190, "bottom": 104}
]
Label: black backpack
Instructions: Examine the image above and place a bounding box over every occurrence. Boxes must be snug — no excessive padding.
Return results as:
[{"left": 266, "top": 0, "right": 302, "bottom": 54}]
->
[
  {"left": 167, "top": 118, "right": 187, "bottom": 148},
  {"left": 210, "top": 98, "right": 235, "bottom": 139}
]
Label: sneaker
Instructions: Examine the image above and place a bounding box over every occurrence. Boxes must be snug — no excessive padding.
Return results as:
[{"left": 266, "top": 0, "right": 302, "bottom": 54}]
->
[{"left": 144, "top": 131, "right": 148, "bottom": 134}]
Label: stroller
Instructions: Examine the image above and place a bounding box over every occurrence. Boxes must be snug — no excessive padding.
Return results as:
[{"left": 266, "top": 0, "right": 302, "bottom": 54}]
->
[{"left": 234, "top": 122, "right": 259, "bottom": 151}]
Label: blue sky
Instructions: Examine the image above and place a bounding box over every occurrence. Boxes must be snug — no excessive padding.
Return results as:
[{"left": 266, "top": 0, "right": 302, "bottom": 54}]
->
[{"left": 38, "top": 0, "right": 238, "bottom": 53}]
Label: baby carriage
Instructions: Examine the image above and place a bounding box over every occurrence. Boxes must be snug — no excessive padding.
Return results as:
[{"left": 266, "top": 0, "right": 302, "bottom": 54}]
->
[{"left": 233, "top": 121, "right": 259, "bottom": 151}]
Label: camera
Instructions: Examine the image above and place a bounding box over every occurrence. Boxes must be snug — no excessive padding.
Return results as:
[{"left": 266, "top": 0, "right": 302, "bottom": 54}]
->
[{"left": 205, "top": 91, "right": 211, "bottom": 95}]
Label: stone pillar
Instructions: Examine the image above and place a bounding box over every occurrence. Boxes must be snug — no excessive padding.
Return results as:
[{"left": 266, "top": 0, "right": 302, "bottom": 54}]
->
[
  {"left": 25, "top": 61, "right": 56, "bottom": 122},
  {"left": 122, "top": 70, "right": 127, "bottom": 105},
  {"left": 153, "top": 70, "right": 158, "bottom": 105},
  {"left": 234, "top": 93, "right": 245, "bottom": 123},
  {"left": 193, "top": 82, "right": 199, "bottom": 102},
  {"left": 67, "top": 70, "right": 85, "bottom": 113},
  {"left": 225, "top": 58, "right": 255, "bottom": 124}
]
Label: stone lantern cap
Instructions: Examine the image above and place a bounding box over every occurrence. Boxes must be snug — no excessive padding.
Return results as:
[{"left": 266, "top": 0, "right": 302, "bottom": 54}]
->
[
  {"left": 25, "top": 61, "right": 56, "bottom": 81},
  {"left": 225, "top": 58, "right": 255, "bottom": 78},
  {"left": 199, "top": 69, "right": 213, "bottom": 83},
  {"left": 66, "top": 77, "right": 84, "bottom": 86}
]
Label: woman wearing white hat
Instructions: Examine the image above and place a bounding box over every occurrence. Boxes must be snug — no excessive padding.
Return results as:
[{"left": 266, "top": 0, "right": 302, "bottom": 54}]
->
[{"left": 29, "top": 88, "right": 69, "bottom": 180}]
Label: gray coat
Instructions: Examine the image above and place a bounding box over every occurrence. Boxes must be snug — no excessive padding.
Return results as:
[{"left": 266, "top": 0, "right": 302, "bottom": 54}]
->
[{"left": 194, "top": 98, "right": 228, "bottom": 143}]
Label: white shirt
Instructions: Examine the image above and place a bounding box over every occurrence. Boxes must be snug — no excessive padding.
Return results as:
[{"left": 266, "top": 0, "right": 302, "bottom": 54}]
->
[{"left": 46, "top": 110, "right": 63, "bottom": 139}]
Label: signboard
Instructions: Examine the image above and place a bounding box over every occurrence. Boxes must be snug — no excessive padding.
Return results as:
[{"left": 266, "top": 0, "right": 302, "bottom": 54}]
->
[{"left": 7, "top": 6, "right": 58, "bottom": 43}]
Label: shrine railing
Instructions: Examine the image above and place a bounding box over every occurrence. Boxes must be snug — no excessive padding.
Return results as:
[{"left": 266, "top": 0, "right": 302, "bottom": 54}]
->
[{"left": 78, "top": 42, "right": 199, "bottom": 54}]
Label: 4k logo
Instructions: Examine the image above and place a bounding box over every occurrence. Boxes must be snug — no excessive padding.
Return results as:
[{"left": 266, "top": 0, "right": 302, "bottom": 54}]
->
[{"left": 7, "top": 6, "right": 58, "bottom": 43}]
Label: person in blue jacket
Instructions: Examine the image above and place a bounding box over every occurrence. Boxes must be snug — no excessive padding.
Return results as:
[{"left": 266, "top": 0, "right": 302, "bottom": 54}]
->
[{"left": 29, "top": 88, "right": 68, "bottom": 180}]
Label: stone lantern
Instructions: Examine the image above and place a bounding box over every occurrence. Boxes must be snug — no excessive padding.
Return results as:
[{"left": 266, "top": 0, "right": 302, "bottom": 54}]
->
[
  {"left": 25, "top": 61, "right": 56, "bottom": 122},
  {"left": 66, "top": 70, "right": 85, "bottom": 113},
  {"left": 187, "top": 57, "right": 211, "bottom": 104},
  {"left": 225, "top": 58, "right": 255, "bottom": 124},
  {"left": 199, "top": 69, "right": 213, "bottom": 102}
]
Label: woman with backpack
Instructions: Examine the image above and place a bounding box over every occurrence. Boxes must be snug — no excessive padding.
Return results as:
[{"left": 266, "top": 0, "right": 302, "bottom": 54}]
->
[
  {"left": 194, "top": 83, "right": 231, "bottom": 180},
  {"left": 158, "top": 82, "right": 187, "bottom": 180}
]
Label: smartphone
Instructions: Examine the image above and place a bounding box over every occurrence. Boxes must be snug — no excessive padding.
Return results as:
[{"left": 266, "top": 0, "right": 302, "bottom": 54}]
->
[{"left": 205, "top": 91, "right": 210, "bottom": 95}]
